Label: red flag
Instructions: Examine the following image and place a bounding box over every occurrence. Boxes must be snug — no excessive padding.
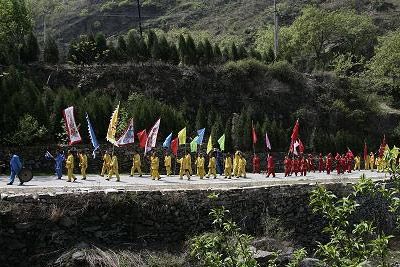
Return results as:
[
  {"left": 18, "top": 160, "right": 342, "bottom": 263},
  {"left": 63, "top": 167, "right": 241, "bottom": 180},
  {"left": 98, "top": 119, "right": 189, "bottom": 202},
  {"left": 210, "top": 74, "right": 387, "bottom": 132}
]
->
[
  {"left": 298, "top": 139, "right": 304, "bottom": 154},
  {"left": 363, "top": 143, "right": 368, "bottom": 161},
  {"left": 171, "top": 137, "right": 179, "bottom": 156},
  {"left": 252, "top": 126, "right": 257, "bottom": 144},
  {"left": 291, "top": 120, "right": 299, "bottom": 141},
  {"left": 137, "top": 129, "right": 147, "bottom": 149},
  {"left": 379, "top": 135, "right": 386, "bottom": 158}
]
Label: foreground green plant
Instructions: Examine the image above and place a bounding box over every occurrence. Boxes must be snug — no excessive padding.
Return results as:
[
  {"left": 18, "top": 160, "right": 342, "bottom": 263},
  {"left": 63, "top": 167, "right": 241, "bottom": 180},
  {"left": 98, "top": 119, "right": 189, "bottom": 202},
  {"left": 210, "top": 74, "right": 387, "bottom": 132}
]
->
[
  {"left": 189, "top": 193, "right": 258, "bottom": 267},
  {"left": 310, "top": 174, "right": 398, "bottom": 267}
]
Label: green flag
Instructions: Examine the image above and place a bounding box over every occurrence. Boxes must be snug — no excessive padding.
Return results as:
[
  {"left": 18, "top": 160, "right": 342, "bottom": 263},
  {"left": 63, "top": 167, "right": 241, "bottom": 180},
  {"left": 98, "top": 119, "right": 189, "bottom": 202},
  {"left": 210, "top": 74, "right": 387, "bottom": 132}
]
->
[
  {"left": 190, "top": 136, "right": 199, "bottom": 153},
  {"left": 218, "top": 134, "right": 225, "bottom": 151}
]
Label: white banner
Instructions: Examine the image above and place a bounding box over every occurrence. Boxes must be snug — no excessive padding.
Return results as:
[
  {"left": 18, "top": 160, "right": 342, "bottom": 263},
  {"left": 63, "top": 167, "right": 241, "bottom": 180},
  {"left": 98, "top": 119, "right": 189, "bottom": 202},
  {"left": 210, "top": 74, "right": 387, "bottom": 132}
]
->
[
  {"left": 63, "top": 106, "right": 82, "bottom": 145},
  {"left": 145, "top": 118, "right": 161, "bottom": 154}
]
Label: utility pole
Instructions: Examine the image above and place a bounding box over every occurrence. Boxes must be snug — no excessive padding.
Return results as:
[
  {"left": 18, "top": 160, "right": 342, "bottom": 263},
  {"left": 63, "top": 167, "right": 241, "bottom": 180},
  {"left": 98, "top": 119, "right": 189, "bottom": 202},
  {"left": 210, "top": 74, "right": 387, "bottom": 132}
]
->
[
  {"left": 136, "top": 0, "right": 143, "bottom": 38},
  {"left": 273, "top": 0, "right": 279, "bottom": 60}
]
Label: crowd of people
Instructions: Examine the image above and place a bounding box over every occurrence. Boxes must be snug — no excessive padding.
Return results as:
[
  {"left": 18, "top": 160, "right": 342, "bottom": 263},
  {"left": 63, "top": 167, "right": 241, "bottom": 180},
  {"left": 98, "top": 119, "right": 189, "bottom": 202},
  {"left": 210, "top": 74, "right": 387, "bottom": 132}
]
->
[{"left": 2, "top": 147, "right": 389, "bottom": 185}]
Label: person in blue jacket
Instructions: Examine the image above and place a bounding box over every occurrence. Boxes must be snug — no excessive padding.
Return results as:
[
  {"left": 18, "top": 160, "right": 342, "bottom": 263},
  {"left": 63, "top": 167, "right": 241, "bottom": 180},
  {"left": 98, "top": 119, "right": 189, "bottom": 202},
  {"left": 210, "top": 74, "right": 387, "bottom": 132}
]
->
[
  {"left": 7, "top": 153, "right": 22, "bottom": 185},
  {"left": 55, "top": 150, "right": 65, "bottom": 179}
]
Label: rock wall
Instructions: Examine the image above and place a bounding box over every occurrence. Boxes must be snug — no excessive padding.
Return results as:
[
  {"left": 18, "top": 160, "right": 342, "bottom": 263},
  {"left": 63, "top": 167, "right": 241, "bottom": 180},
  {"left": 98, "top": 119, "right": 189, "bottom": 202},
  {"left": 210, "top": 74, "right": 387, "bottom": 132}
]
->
[{"left": 0, "top": 182, "right": 390, "bottom": 267}]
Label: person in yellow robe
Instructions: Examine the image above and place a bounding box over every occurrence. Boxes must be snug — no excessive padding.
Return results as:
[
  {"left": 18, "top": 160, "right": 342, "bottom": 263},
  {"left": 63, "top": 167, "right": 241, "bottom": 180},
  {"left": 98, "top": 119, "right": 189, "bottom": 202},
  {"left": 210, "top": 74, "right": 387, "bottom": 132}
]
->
[
  {"left": 101, "top": 150, "right": 111, "bottom": 177},
  {"left": 184, "top": 151, "right": 192, "bottom": 176},
  {"left": 224, "top": 153, "right": 233, "bottom": 179},
  {"left": 164, "top": 152, "right": 172, "bottom": 176},
  {"left": 364, "top": 154, "right": 369, "bottom": 170},
  {"left": 376, "top": 157, "right": 382, "bottom": 172},
  {"left": 207, "top": 153, "right": 217, "bottom": 179},
  {"left": 353, "top": 155, "right": 361, "bottom": 171},
  {"left": 369, "top": 152, "right": 375, "bottom": 171},
  {"left": 107, "top": 154, "right": 120, "bottom": 181},
  {"left": 150, "top": 152, "right": 160, "bottom": 180},
  {"left": 79, "top": 150, "right": 88, "bottom": 180},
  {"left": 66, "top": 150, "right": 76, "bottom": 182},
  {"left": 195, "top": 153, "right": 206, "bottom": 179},
  {"left": 130, "top": 151, "right": 142, "bottom": 177},
  {"left": 233, "top": 150, "right": 240, "bottom": 176},
  {"left": 238, "top": 153, "right": 247, "bottom": 178}
]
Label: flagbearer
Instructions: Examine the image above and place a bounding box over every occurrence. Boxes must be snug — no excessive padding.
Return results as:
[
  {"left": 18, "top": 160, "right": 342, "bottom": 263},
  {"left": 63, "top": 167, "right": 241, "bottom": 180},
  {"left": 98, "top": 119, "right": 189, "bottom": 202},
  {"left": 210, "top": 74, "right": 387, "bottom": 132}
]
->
[
  {"left": 224, "top": 153, "right": 233, "bottom": 179},
  {"left": 284, "top": 155, "right": 291, "bottom": 177},
  {"left": 252, "top": 154, "right": 260, "bottom": 174},
  {"left": 101, "top": 150, "right": 111, "bottom": 177},
  {"left": 195, "top": 153, "right": 206, "bottom": 179},
  {"left": 184, "top": 151, "right": 192, "bottom": 177},
  {"left": 107, "top": 153, "right": 120, "bottom": 181},
  {"left": 150, "top": 152, "right": 160, "bottom": 180},
  {"left": 238, "top": 153, "right": 247, "bottom": 178},
  {"left": 266, "top": 154, "right": 275, "bottom": 178},
  {"left": 207, "top": 152, "right": 217, "bottom": 179},
  {"left": 130, "top": 151, "right": 142, "bottom": 177},
  {"left": 7, "top": 152, "right": 22, "bottom": 185},
  {"left": 55, "top": 150, "right": 65, "bottom": 179},
  {"left": 164, "top": 152, "right": 172, "bottom": 176},
  {"left": 79, "top": 150, "right": 88, "bottom": 180},
  {"left": 66, "top": 150, "right": 77, "bottom": 182}
]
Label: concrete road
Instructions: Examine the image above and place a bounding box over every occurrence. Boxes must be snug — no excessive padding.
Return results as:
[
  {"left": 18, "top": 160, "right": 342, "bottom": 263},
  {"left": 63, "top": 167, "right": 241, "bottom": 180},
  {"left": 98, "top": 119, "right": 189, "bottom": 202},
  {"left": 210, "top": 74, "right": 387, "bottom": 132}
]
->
[{"left": 0, "top": 170, "right": 390, "bottom": 195}]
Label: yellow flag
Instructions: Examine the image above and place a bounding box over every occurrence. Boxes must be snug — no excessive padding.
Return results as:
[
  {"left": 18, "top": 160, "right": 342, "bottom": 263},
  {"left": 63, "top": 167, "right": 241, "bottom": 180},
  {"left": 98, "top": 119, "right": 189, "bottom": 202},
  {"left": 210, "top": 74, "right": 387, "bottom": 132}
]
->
[
  {"left": 206, "top": 135, "right": 213, "bottom": 154},
  {"left": 106, "top": 103, "right": 119, "bottom": 145},
  {"left": 178, "top": 127, "right": 186, "bottom": 145}
]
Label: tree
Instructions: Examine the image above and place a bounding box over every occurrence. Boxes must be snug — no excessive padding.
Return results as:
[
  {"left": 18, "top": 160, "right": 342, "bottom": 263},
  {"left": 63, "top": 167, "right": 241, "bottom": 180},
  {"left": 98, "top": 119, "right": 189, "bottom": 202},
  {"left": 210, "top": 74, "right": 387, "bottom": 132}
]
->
[
  {"left": 213, "top": 44, "right": 222, "bottom": 63},
  {"left": 178, "top": 34, "right": 187, "bottom": 64},
  {"left": 195, "top": 101, "right": 206, "bottom": 131},
  {"left": 94, "top": 32, "right": 109, "bottom": 62},
  {"left": 137, "top": 37, "right": 149, "bottom": 62},
  {"left": 7, "top": 114, "right": 47, "bottom": 145},
  {"left": 368, "top": 30, "right": 400, "bottom": 86},
  {"left": 21, "top": 31, "right": 39, "bottom": 63},
  {"left": 169, "top": 44, "right": 180, "bottom": 65},
  {"left": 0, "top": 0, "right": 32, "bottom": 64},
  {"left": 116, "top": 36, "right": 127, "bottom": 62},
  {"left": 151, "top": 38, "right": 161, "bottom": 60},
  {"left": 158, "top": 35, "right": 170, "bottom": 61},
  {"left": 211, "top": 114, "right": 223, "bottom": 145},
  {"left": 231, "top": 42, "right": 239, "bottom": 61},
  {"left": 126, "top": 31, "right": 139, "bottom": 61},
  {"left": 238, "top": 45, "right": 247, "bottom": 59},
  {"left": 203, "top": 38, "right": 213, "bottom": 64},
  {"left": 255, "top": 26, "right": 294, "bottom": 61},
  {"left": 44, "top": 35, "right": 59, "bottom": 64},
  {"left": 224, "top": 117, "right": 233, "bottom": 152},
  {"left": 68, "top": 34, "right": 98, "bottom": 65}
]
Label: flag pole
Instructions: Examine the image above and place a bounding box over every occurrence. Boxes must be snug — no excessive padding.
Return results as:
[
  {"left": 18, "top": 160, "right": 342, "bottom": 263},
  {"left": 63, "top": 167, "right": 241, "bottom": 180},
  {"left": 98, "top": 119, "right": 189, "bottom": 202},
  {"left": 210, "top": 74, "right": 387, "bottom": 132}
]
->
[{"left": 252, "top": 120, "right": 256, "bottom": 156}]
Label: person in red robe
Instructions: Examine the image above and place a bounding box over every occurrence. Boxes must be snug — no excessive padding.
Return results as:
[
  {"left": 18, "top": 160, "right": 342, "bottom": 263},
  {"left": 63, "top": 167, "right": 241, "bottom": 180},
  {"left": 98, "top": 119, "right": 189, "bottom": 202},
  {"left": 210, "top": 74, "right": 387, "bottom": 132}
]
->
[
  {"left": 292, "top": 157, "right": 299, "bottom": 176},
  {"left": 266, "top": 154, "right": 275, "bottom": 178},
  {"left": 346, "top": 149, "right": 354, "bottom": 173},
  {"left": 308, "top": 154, "right": 315, "bottom": 172},
  {"left": 318, "top": 153, "right": 324, "bottom": 172},
  {"left": 284, "top": 155, "right": 292, "bottom": 177},
  {"left": 335, "top": 153, "right": 342, "bottom": 174},
  {"left": 326, "top": 153, "right": 332, "bottom": 174},
  {"left": 252, "top": 154, "right": 260, "bottom": 174},
  {"left": 300, "top": 156, "right": 307, "bottom": 176},
  {"left": 340, "top": 154, "right": 347, "bottom": 174}
]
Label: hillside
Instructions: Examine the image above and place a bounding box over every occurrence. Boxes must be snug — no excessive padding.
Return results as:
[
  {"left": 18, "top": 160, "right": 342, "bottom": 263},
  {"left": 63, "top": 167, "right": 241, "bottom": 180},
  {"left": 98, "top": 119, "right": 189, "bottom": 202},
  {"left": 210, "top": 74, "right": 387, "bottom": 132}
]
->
[{"left": 30, "top": 0, "right": 400, "bottom": 50}]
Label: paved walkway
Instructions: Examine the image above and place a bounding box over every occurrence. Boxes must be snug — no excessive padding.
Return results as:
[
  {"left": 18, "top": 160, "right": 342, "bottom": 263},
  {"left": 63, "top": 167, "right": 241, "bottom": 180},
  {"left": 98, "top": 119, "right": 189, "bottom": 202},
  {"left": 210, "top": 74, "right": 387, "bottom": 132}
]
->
[{"left": 0, "top": 170, "right": 390, "bottom": 195}]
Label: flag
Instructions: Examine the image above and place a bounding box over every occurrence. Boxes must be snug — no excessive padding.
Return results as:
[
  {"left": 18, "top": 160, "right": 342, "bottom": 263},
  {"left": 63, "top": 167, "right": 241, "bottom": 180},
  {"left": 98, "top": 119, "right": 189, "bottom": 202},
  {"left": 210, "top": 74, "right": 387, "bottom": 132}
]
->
[
  {"left": 298, "top": 139, "right": 304, "bottom": 154},
  {"left": 197, "top": 128, "right": 205, "bottom": 144},
  {"left": 265, "top": 132, "right": 271, "bottom": 150},
  {"left": 218, "top": 134, "right": 225, "bottom": 151},
  {"left": 45, "top": 151, "right": 54, "bottom": 160},
  {"left": 163, "top": 132, "right": 173, "bottom": 148},
  {"left": 293, "top": 140, "right": 300, "bottom": 155},
  {"left": 137, "top": 129, "right": 148, "bottom": 149},
  {"left": 291, "top": 120, "right": 300, "bottom": 141},
  {"left": 62, "top": 106, "right": 82, "bottom": 145},
  {"left": 106, "top": 103, "right": 120, "bottom": 146},
  {"left": 206, "top": 135, "right": 213, "bottom": 154},
  {"left": 252, "top": 126, "right": 257, "bottom": 144},
  {"left": 178, "top": 127, "right": 186, "bottom": 145},
  {"left": 171, "top": 137, "right": 179, "bottom": 156},
  {"left": 116, "top": 118, "right": 135, "bottom": 146},
  {"left": 86, "top": 113, "right": 100, "bottom": 158},
  {"left": 363, "top": 142, "right": 368, "bottom": 161},
  {"left": 145, "top": 118, "right": 161, "bottom": 154},
  {"left": 190, "top": 136, "right": 199, "bottom": 152}
]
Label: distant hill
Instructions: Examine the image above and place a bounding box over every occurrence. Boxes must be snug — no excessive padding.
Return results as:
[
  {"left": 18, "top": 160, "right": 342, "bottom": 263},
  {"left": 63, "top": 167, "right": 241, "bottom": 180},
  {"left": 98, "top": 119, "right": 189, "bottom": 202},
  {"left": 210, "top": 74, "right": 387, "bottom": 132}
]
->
[{"left": 30, "top": 0, "right": 400, "bottom": 51}]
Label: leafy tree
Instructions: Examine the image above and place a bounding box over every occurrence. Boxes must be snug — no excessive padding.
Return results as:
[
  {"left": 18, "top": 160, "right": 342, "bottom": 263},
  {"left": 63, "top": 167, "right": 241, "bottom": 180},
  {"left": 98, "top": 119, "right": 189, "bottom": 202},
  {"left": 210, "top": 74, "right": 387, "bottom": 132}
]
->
[
  {"left": 211, "top": 114, "right": 223, "bottom": 145},
  {"left": 44, "top": 35, "right": 59, "bottom": 64},
  {"left": 158, "top": 35, "right": 170, "bottom": 61},
  {"left": 185, "top": 34, "right": 197, "bottom": 65},
  {"left": 169, "top": 43, "right": 180, "bottom": 65},
  {"left": 213, "top": 43, "right": 222, "bottom": 63},
  {"left": 238, "top": 45, "right": 247, "bottom": 59},
  {"left": 151, "top": 38, "right": 162, "bottom": 60},
  {"left": 94, "top": 32, "right": 109, "bottom": 62},
  {"left": 20, "top": 31, "right": 39, "bottom": 63},
  {"left": 178, "top": 34, "right": 187, "bottom": 64},
  {"left": 203, "top": 38, "right": 214, "bottom": 64},
  {"left": 224, "top": 117, "right": 233, "bottom": 152},
  {"left": 6, "top": 114, "right": 47, "bottom": 145},
  {"left": 137, "top": 37, "right": 149, "bottom": 61},
  {"left": 68, "top": 34, "right": 98, "bottom": 65},
  {"left": 255, "top": 26, "right": 294, "bottom": 62},
  {"left": 231, "top": 42, "right": 239, "bottom": 61},
  {"left": 368, "top": 30, "right": 400, "bottom": 87},
  {"left": 126, "top": 31, "right": 139, "bottom": 61},
  {"left": 116, "top": 36, "right": 127, "bottom": 62}
]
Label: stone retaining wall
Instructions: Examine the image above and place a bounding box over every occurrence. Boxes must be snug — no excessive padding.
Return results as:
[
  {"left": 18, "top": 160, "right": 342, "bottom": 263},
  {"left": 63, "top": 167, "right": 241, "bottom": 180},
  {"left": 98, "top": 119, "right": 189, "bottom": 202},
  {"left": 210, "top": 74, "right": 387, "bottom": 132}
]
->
[{"left": 0, "top": 182, "right": 391, "bottom": 266}]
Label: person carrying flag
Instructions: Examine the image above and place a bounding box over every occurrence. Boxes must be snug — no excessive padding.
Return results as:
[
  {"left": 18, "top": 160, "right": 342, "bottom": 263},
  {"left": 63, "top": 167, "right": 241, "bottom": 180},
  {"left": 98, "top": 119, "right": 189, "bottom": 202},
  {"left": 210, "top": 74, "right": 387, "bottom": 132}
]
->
[
  {"left": 54, "top": 150, "right": 65, "bottom": 179},
  {"left": 101, "top": 150, "right": 111, "bottom": 177},
  {"left": 107, "top": 153, "right": 120, "bottom": 182},
  {"left": 79, "top": 150, "right": 88, "bottom": 180},
  {"left": 207, "top": 152, "right": 217, "bottom": 179},
  {"left": 195, "top": 153, "right": 206, "bottom": 179},
  {"left": 66, "top": 150, "right": 77, "bottom": 182},
  {"left": 284, "top": 155, "right": 291, "bottom": 177},
  {"left": 252, "top": 154, "right": 260, "bottom": 174},
  {"left": 224, "top": 153, "right": 233, "bottom": 179},
  {"left": 150, "top": 152, "right": 160, "bottom": 180},
  {"left": 184, "top": 151, "right": 192, "bottom": 177},
  {"left": 164, "top": 151, "right": 172, "bottom": 177},
  {"left": 266, "top": 154, "right": 275, "bottom": 178},
  {"left": 7, "top": 152, "right": 22, "bottom": 185},
  {"left": 130, "top": 151, "right": 142, "bottom": 177},
  {"left": 238, "top": 153, "right": 247, "bottom": 178}
]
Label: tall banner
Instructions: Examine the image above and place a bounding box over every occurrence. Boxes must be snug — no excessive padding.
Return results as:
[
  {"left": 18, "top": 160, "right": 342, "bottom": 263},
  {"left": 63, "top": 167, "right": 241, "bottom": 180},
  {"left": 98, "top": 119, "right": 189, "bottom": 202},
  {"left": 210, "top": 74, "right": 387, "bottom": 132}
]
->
[
  {"left": 252, "top": 126, "right": 257, "bottom": 144},
  {"left": 218, "top": 134, "right": 225, "bottom": 151},
  {"left": 116, "top": 118, "right": 135, "bottom": 146},
  {"left": 178, "top": 127, "right": 187, "bottom": 145},
  {"left": 197, "top": 128, "right": 205, "bottom": 144},
  {"left": 145, "top": 118, "right": 161, "bottom": 154},
  {"left": 62, "top": 106, "right": 82, "bottom": 145},
  {"left": 190, "top": 136, "right": 199, "bottom": 153},
  {"left": 163, "top": 132, "right": 173, "bottom": 148},
  {"left": 106, "top": 103, "right": 120, "bottom": 146},
  {"left": 86, "top": 113, "right": 100, "bottom": 158},
  {"left": 206, "top": 135, "right": 213, "bottom": 154},
  {"left": 171, "top": 137, "right": 179, "bottom": 156},
  {"left": 265, "top": 132, "right": 271, "bottom": 150}
]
